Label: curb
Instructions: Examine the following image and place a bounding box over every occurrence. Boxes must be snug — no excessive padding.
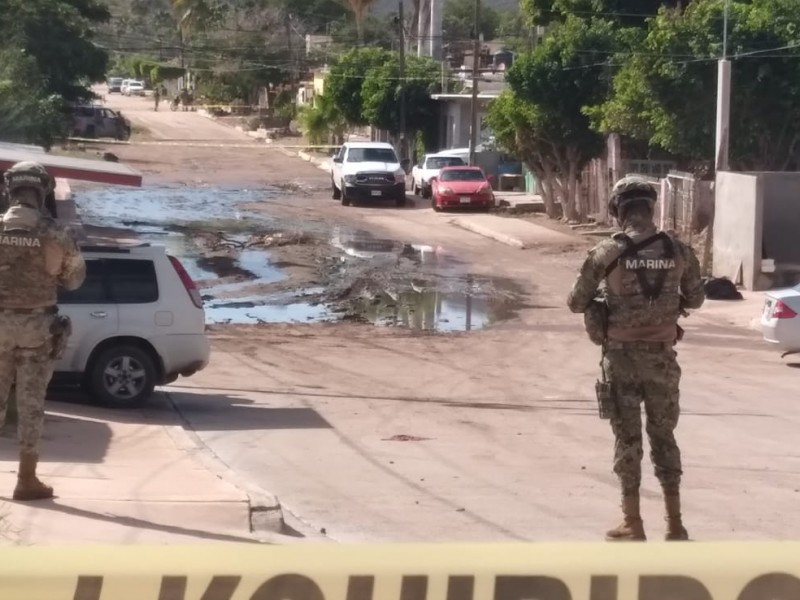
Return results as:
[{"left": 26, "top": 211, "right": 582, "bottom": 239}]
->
[
  {"left": 449, "top": 218, "right": 528, "bottom": 249},
  {"left": 162, "top": 392, "right": 285, "bottom": 537}
]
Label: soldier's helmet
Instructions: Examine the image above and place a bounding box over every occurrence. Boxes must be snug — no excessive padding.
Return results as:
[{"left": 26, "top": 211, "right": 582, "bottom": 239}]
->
[
  {"left": 608, "top": 174, "right": 657, "bottom": 219},
  {"left": 4, "top": 161, "right": 52, "bottom": 210}
]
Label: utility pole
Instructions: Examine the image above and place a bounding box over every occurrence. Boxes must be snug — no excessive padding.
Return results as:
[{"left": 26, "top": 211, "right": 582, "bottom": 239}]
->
[
  {"left": 399, "top": 0, "right": 407, "bottom": 162},
  {"left": 715, "top": 0, "right": 731, "bottom": 172},
  {"left": 467, "top": 0, "right": 480, "bottom": 166}
]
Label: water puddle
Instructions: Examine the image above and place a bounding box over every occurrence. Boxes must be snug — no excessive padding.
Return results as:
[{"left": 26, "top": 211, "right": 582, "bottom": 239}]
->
[
  {"left": 74, "top": 185, "right": 276, "bottom": 228},
  {"left": 74, "top": 187, "right": 521, "bottom": 331}
]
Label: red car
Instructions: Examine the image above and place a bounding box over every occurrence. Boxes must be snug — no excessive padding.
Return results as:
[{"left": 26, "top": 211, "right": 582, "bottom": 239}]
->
[{"left": 430, "top": 166, "right": 495, "bottom": 212}]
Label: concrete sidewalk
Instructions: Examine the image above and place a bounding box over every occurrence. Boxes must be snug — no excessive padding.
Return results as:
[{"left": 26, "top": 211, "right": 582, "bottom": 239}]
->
[
  {"left": 449, "top": 214, "right": 576, "bottom": 249},
  {"left": 0, "top": 400, "right": 267, "bottom": 544}
]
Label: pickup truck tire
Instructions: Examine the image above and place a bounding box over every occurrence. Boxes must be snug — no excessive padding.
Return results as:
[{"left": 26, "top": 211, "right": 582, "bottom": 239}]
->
[
  {"left": 421, "top": 185, "right": 431, "bottom": 199},
  {"left": 395, "top": 193, "right": 406, "bottom": 207},
  {"left": 332, "top": 179, "right": 341, "bottom": 200},
  {"left": 341, "top": 188, "right": 352, "bottom": 206}
]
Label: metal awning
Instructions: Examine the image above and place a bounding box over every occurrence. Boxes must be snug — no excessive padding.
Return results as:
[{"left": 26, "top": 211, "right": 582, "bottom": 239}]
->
[{"left": 0, "top": 146, "right": 142, "bottom": 187}]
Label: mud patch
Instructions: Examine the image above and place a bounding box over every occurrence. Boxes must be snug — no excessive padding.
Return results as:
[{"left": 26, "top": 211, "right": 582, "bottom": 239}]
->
[{"left": 74, "top": 186, "right": 525, "bottom": 331}]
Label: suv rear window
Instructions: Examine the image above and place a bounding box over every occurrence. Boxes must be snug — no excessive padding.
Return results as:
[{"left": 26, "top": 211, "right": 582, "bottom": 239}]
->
[
  {"left": 57, "top": 260, "right": 108, "bottom": 304},
  {"left": 106, "top": 259, "right": 158, "bottom": 304}
]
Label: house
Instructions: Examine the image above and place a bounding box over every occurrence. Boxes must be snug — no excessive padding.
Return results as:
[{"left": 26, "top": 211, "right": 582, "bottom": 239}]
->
[
  {"left": 296, "top": 67, "right": 329, "bottom": 108},
  {"left": 431, "top": 77, "right": 506, "bottom": 150}
]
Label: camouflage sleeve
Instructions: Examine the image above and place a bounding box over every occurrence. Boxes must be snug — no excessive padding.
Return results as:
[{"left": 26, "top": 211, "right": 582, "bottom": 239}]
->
[
  {"left": 54, "top": 224, "right": 86, "bottom": 291},
  {"left": 567, "top": 244, "right": 609, "bottom": 313},
  {"left": 678, "top": 241, "right": 705, "bottom": 309}
]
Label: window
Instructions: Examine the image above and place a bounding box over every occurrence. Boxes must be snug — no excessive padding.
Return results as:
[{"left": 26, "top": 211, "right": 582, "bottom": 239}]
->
[
  {"left": 440, "top": 169, "right": 486, "bottom": 182},
  {"left": 106, "top": 259, "right": 159, "bottom": 304},
  {"left": 428, "top": 156, "right": 465, "bottom": 169},
  {"left": 57, "top": 260, "right": 109, "bottom": 304},
  {"left": 346, "top": 147, "right": 398, "bottom": 163}
]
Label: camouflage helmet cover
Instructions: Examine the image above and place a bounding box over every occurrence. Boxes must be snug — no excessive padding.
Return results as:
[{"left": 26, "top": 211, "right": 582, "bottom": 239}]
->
[
  {"left": 4, "top": 161, "right": 52, "bottom": 207},
  {"left": 609, "top": 174, "right": 657, "bottom": 218}
]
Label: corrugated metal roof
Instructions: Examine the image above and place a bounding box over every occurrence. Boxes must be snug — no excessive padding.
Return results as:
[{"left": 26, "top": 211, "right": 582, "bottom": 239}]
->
[{"left": 0, "top": 146, "right": 142, "bottom": 187}]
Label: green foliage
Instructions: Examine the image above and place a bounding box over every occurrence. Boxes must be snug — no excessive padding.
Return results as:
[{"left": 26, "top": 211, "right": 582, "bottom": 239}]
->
[
  {"left": 488, "top": 16, "right": 621, "bottom": 218},
  {"left": 594, "top": 0, "right": 800, "bottom": 170},
  {"left": 0, "top": 50, "right": 66, "bottom": 148},
  {"left": 444, "top": 0, "right": 502, "bottom": 41},
  {"left": 361, "top": 55, "right": 441, "bottom": 135},
  {"left": 325, "top": 47, "right": 393, "bottom": 126},
  {"left": 521, "top": 0, "right": 684, "bottom": 27},
  {"left": 151, "top": 65, "right": 186, "bottom": 83},
  {"left": 0, "top": 0, "right": 110, "bottom": 102},
  {"left": 298, "top": 93, "right": 347, "bottom": 145}
]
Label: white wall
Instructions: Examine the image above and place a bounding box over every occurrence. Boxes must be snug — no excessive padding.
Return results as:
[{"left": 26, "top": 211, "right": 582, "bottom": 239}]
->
[{"left": 713, "top": 172, "right": 762, "bottom": 290}]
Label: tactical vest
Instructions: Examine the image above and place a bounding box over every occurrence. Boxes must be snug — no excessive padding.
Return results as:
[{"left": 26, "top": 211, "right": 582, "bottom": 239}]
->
[
  {"left": 604, "top": 231, "right": 684, "bottom": 343},
  {"left": 0, "top": 217, "right": 62, "bottom": 309}
]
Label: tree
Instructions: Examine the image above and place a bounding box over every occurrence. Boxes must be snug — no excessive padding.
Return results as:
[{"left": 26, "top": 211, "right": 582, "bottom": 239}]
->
[
  {"left": 0, "top": 0, "right": 110, "bottom": 102},
  {"left": 325, "top": 47, "right": 393, "bottom": 126},
  {"left": 0, "top": 50, "right": 65, "bottom": 148},
  {"left": 592, "top": 0, "right": 800, "bottom": 172},
  {"left": 487, "top": 16, "right": 620, "bottom": 220},
  {"left": 521, "top": 0, "right": 685, "bottom": 27},
  {"left": 344, "top": 0, "right": 377, "bottom": 45},
  {"left": 443, "top": 0, "right": 501, "bottom": 42},
  {"left": 298, "top": 94, "right": 347, "bottom": 145},
  {"left": 361, "top": 54, "right": 441, "bottom": 140}
]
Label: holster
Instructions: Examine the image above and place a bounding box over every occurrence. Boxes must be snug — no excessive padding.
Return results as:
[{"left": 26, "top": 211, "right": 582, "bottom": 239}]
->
[
  {"left": 596, "top": 346, "right": 616, "bottom": 420},
  {"left": 49, "top": 314, "right": 72, "bottom": 360}
]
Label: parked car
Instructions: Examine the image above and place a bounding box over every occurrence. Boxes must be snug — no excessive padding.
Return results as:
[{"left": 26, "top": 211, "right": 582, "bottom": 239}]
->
[
  {"left": 124, "top": 81, "right": 145, "bottom": 96},
  {"left": 761, "top": 284, "right": 800, "bottom": 355},
  {"left": 410, "top": 153, "right": 465, "bottom": 198},
  {"left": 120, "top": 79, "right": 132, "bottom": 95},
  {"left": 69, "top": 104, "right": 131, "bottom": 140},
  {"left": 107, "top": 77, "right": 123, "bottom": 94},
  {"left": 52, "top": 244, "right": 210, "bottom": 408},
  {"left": 330, "top": 142, "right": 406, "bottom": 207},
  {"left": 431, "top": 166, "right": 495, "bottom": 212}
]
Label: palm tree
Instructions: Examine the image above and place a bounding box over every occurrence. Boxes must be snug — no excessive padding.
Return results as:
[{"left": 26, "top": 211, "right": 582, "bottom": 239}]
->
[{"left": 344, "top": 0, "right": 376, "bottom": 45}]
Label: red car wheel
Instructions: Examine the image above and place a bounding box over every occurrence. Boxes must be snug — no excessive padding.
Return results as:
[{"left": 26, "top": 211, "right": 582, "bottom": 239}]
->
[{"left": 432, "top": 193, "right": 442, "bottom": 212}]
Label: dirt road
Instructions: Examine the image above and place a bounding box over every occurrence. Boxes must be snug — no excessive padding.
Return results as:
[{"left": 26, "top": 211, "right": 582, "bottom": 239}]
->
[{"left": 84, "top": 92, "right": 800, "bottom": 543}]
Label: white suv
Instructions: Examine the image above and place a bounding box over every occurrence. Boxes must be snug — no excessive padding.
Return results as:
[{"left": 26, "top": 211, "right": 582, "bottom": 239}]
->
[
  {"left": 53, "top": 243, "right": 210, "bottom": 408},
  {"left": 330, "top": 142, "right": 407, "bottom": 207}
]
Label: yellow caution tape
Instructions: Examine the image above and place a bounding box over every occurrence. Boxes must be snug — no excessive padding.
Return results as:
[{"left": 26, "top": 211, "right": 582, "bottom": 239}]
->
[
  {"left": 3, "top": 542, "right": 800, "bottom": 599},
  {"left": 66, "top": 137, "right": 339, "bottom": 149}
]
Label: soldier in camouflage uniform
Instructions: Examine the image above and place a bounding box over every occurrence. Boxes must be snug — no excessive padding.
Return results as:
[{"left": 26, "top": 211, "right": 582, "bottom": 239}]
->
[
  {"left": 567, "top": 175, "right": 705, "bottom": 541},
  {"left": 0, "top": 161, "right": 85, "bottom": 501}
]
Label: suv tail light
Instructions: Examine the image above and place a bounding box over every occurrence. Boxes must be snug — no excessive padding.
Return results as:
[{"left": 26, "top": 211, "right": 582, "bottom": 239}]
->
[
  {"left": 168, "top": 255, "right": 203, "bottom": 309},
  {"left": 772, "top": 299, "right": 797, "bottom": 319}
]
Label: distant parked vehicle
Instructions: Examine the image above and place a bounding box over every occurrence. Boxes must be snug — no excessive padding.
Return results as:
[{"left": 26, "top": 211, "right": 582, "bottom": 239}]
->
[
  {"left": 69, "top": 104, "right": 131, "bottom": 140},
  {"left": 53, "top": 243, "right": 210, "bottom": 408},
  {"left": 123, "top": 81, "right": 145, "bottom": 96},
  {"left": 330, "top": 142, "right": 406, "bottom": 207},
  {"left": 430, "top": 166, "right": 495, "bottom": 212},
  {"left": 411, "top": 153, "right": 465, "bottom": 198},
  {"left": 120, "top": 79, "right": 132, "bottom": 95},
  {"left": 107, "top": 77, "right": 123, "bottom": 94}
]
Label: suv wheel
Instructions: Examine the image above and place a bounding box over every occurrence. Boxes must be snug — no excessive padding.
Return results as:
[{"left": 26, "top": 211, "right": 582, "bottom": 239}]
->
[
  {"left": 395, "top": 193, "right": 406, "bottom": 207},
  {"left": 87, "top": 345, "right": 157, "bottom": 408},
  {"left": 341, "top": 189, "right": 351, "bottom": 206},
  {"left": 332, "top": 180, "right": 341, "bottom": 200}
]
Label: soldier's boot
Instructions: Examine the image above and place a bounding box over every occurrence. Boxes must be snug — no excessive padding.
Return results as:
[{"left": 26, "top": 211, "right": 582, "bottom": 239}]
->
[
  {"left": 664, "top": 492, "right": 689, "bottom": 541},
  {"left": 606, "top": 494, "right": 646, "bottom": 541},
  {"left": 13, "top": 451, "right": 54, "bottom": 501}
]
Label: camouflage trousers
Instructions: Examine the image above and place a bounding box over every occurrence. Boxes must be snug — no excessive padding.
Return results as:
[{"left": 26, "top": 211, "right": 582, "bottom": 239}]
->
[
  {"left": 0, "top": 312, "right": 56, "bottom": 452},
  {"left": 603, "top": 346, "right": 682, "bottom": 494}
]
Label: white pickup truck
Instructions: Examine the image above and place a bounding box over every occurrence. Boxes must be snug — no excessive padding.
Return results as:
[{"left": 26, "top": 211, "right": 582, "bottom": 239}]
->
[
  {"left": 330, "top": 142, "right": 407, "bottom": 207},
  {"left": 410, "top": 153, "right": 466, "bottom": 198}
]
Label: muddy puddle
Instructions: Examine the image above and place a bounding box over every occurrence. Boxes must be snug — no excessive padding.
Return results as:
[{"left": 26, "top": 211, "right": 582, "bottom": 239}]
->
[{"left": 74, "top": 186, "right": 522, "bottom": 331}]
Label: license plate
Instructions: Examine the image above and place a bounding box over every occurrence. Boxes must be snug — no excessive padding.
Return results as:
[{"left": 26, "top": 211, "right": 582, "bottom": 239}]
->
[
  {"left": 371, "top": 190, "right": 382, "bottom": 196},
  {"left": 459, "top": 196, "right": 471, "bottom": 203}
]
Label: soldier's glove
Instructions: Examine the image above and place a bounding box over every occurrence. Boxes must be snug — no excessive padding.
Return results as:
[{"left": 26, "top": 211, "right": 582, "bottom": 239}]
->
[{"left": 49, "top": 314, "right": 72, "bottom": 360}]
